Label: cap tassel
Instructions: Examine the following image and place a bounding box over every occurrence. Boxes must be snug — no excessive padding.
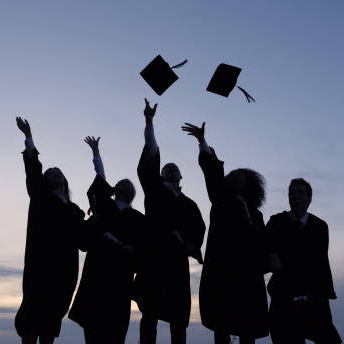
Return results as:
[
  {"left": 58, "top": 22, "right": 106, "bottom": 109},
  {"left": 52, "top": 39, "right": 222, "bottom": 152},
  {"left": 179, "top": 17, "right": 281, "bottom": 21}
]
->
[
  {"left": 171, "top": 59, "right": 188, "bottom": 69},
  {"left": 237, "top": 86, "right": 256, "bottom": 103}
]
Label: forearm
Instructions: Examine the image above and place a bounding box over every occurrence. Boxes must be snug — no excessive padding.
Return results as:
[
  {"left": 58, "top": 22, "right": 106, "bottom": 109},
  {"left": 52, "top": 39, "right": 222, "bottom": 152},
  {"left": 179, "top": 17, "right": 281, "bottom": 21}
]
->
[
  {"left": 24, "top": 138, "right": 36, "bottom": 156},
  {"left": 92, "top": 154, "right": 106, "bottom": 180},
  {"left": 144, "top": 122, "right": 158, "bottom": 158},
  {"left": 199, "top": 139, "right": 212, "bottom": 154}
]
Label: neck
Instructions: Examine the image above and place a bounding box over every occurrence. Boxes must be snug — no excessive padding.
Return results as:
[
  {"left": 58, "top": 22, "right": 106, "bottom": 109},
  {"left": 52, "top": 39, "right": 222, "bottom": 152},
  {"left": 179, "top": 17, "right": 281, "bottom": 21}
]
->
[
  {"left": 165, "top": 180, "right": 180, "bottom": 188},
  {"left": 291, "top": 210, "right": 307, "bottom": 219},
  {"left": 115, "top": 198, "right": 131, "bottom": 205}
]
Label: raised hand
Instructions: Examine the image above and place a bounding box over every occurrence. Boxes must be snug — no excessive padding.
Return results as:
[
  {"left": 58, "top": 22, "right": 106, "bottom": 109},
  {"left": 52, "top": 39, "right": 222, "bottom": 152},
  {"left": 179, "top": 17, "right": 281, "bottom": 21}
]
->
[
  {"left": 84, "top": 136, "right": 100, "bottom": 156},
  {"left": 144, "top": 98, "right": 158, "bottom": 124},
  {"left": 16, "top": 117, "right": 32, "bottom": 139},
  {"left": 181, "top": 122, "right": 205, "bottom": 143}
]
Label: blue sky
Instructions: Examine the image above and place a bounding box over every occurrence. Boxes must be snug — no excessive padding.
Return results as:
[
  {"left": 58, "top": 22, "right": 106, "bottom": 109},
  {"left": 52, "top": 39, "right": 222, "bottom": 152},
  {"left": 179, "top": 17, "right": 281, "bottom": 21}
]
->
[{"left": 0, "top": 0, "right": 343, "bottom": 342}]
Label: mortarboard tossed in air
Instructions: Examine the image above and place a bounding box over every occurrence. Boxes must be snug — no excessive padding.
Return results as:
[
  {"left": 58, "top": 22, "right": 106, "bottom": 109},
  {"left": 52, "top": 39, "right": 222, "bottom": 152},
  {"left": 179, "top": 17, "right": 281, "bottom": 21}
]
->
[
  {"left": 206, "top": 63, "right": 255, "bottom": 103},
  {"left": 140, "top": 55, "right": 188, "bottom": 96}
]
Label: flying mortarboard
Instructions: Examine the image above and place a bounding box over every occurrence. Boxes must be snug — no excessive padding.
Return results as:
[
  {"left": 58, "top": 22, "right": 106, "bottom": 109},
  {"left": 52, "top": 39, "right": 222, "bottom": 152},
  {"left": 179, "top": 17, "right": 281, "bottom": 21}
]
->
[
  {"left": 206, "top": 63, "right": 255, "bottom": 103},
  {"left": 140, "top": 55, "right": 188, "bottom": 96}
]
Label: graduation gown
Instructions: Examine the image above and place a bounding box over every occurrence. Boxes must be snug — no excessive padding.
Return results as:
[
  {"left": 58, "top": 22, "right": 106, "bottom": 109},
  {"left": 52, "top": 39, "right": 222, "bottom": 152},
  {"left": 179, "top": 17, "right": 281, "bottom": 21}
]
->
[
  {"left": 266, "top": 211, "right": 341, "bottom": 343},
  {"left": 136, "top": 146, "right": 206, "bottom": 327},
  {"left": 68, "top": 175, "right": 146, "bottom": 332},
  {"left": 198, "top": 149, "right": 269, "bottom": 338},
  {"left": 15, "top": 149, "right": 85, "bottom": 337}
]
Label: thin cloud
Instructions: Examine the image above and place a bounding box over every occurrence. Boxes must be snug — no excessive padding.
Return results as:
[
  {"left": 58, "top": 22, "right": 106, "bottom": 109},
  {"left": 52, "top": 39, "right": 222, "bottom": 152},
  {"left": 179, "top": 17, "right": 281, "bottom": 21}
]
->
[
  {"left": 0, "top": 266, "right": 22, "bottom": 277},
  {"left": 0, "top": 307, "right": 16, "bottom": 313}
]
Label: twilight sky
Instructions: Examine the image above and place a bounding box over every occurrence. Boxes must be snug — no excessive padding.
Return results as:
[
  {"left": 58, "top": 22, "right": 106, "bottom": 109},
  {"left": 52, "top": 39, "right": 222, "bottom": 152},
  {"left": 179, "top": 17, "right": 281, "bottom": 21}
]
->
[{"left": 0, "top": 1, "right": 343, "bottom": 342}]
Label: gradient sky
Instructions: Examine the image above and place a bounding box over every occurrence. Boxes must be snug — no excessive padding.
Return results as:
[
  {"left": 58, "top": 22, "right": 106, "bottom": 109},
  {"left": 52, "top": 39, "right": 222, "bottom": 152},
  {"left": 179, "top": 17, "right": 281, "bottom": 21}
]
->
[{"left": 0, "top": 1, "right": 343, "bottom": 342}]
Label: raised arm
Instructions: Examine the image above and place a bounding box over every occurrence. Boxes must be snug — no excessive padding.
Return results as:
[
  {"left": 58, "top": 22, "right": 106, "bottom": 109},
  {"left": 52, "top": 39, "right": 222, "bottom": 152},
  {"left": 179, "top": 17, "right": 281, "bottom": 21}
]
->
[
  {"left": 16, "top": 117, "right": 35, "bottom": 155},
  {"left": 143, "top": 98, "right": 158, "bottom": 158},
  {"left": 16, "top": 117, "right": 44, "bottom": 197},
  {"left": 182, "top": 122, "right": 224, "bottom": 203},
  {"left": 181, "top": 121, "right": 211, "bottom": 154},
  {"left": 84, "top": 136, "right": 105, "bottom": 180},
  {"left": 137, "top": 98, "right": 161, "bottom": 193}
]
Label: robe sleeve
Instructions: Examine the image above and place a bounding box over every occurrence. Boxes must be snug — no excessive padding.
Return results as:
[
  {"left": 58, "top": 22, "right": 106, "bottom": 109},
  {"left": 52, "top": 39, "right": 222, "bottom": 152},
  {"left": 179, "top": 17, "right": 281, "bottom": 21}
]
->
[
  {"left": 252, "top": 210, "right": 270, "bottom": 274},
  {"left": 78, "top": 175, "right": 117, "bottom": 251},
  {"left": 191, "top": 204, "right": 206, "bottom": 249},
  {"left": 76, "top": 215, "right": 105, "bottom": 252},
  {"left": 86, "top": 174, "right": 117, "bottom": 220},
  {"left": 198, "top": 147, "right": 225, "bottom": 204},
  {"left": 63, "top": 202, "right": 92, "bottom": 251},
  {"left": 187, "top": 202, "right": 206, "bottom": 264},
  {"left": 137, "top": 144, "right": 162, "bottom": 195},
  {"left": 87, "top": 174, "right": 115, "bottom": 200},
  {"left": 22, "top": 148, "right": 45, "bottom": 199},
  {"left": 309, "top": 224, "right": 337, "bottom": 300}
]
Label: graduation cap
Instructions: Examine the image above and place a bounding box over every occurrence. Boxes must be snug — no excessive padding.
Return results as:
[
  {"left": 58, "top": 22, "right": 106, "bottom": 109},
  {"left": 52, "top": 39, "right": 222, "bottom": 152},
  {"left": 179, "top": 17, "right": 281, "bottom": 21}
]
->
[
  {"left": 140, "top": 55, "right": 188, "bottom": 95},
  {"left": 206, "top": 63, "right": 255, "bottom": 103}
]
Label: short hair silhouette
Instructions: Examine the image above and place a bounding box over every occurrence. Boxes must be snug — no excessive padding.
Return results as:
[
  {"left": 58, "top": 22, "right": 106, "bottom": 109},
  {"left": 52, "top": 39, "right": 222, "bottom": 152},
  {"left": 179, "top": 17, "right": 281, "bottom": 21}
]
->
[
  {"left": 289, "top": 178, "right": 312, "bottom": 202},
  {"left": 225, "top": 168, "right": 266, "bottom": 208},
  {"left": 114, "top": 179, "right": 136, "bottom": 203}
]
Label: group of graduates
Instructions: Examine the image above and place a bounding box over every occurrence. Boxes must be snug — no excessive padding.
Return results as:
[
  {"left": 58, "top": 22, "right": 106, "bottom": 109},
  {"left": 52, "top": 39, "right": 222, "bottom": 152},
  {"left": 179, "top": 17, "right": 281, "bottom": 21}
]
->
[{"left": 14, "top": 99, "right": 341, "bottom": 344}]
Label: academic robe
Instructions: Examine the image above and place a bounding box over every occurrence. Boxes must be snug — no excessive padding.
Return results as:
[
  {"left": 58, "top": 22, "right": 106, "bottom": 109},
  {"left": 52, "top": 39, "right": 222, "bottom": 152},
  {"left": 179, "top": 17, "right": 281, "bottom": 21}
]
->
[
  {"left": 198, "top": 149, "right": 269, "bottom": 338},
  {"left": 15, "top": 149, "right": 85, "bottom": 338},
  {"left": 266, "top": 211, "right": 341, "bottom": 343},
  {"left": 68, "top": 175, "right": 146, "bottom": 335},
  {"left": 136, "top": 146, "right": 206, "bottom": 327}
]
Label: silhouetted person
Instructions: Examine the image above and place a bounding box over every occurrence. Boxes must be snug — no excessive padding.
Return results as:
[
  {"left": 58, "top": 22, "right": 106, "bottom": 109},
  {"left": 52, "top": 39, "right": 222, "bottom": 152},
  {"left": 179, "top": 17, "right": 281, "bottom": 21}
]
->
[
  {"left": 15, "top": 117, "right": 85, "bottom": 344},
  {"left": 266, "top": 178, "right": 342, "bottom": 344},
  {"left": 136, "top": 99, "right": 206, "bottom": 344},
  {"left": 182, "top": 122, "right": 269, "bottom": 344},
  {"left": 68, "top": 136, "right": 145, "bottom": 344}
]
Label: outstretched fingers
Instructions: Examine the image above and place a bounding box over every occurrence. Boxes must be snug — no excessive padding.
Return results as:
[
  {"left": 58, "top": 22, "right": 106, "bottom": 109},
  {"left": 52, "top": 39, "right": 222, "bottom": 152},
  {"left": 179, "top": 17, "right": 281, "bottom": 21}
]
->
[
  {"left": 16, "top": 116, "right": 31, "bottom": 135},
  {"left": 84, "top": 136, "right": 100, "bottom": 149},
  {"left": 181, "top": 121, "right": 206, "bottom": 142},
  {"left": 183, "top": 122, "right": 198, "bottom": 128}
]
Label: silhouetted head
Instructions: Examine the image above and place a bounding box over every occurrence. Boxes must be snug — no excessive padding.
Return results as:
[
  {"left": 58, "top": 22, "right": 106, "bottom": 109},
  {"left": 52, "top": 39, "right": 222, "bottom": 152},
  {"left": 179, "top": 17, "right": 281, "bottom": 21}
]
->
[
  {"left": 224, "top": 168, "right": 266, "bottom": 209},
  {"left": 161, "top": 163, "right": 182, "bottom": 183},
  {"left": 114, "top": 179, "right": 136, "bottom": 204},
  {"left": 288, "top": 178, "right": 312, "bottom": 218},
  {"left": 44, "top": 167, "right": 70, "bottom": 200}
]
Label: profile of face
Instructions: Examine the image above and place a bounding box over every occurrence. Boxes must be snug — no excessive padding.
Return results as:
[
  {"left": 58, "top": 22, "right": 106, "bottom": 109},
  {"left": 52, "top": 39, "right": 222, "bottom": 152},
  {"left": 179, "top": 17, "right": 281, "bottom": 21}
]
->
[
  {"left": 44, "top": 167, "right": 67, "bottom": 192},
  {"left": 288, "top": 183, "right": 311, "bottom": 218},
  {"left": 114, "top": 179, "right": 136, "bottom": 203},
  {"left": 225, "top": 169, "right": 246, "bottom": 198},
  {"left": 161, "top": 163, "right": 182, "bottom": 183}
]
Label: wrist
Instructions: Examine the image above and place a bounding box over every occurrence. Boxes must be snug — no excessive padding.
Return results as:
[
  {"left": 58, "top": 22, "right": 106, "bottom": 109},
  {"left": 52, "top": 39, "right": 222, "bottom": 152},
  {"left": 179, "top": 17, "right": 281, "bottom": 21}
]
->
[
  {"left": 198, "top": 137, "right": 205, "bottom": 144},
  {"left": 92, "top": 149, "right": 100, "bottom": 157},
  {"left": 25, "top": 133, "right": 32, "bottom": 139},
  {"left": 145, "top": 118, "right": 153, "bottom": 126}
]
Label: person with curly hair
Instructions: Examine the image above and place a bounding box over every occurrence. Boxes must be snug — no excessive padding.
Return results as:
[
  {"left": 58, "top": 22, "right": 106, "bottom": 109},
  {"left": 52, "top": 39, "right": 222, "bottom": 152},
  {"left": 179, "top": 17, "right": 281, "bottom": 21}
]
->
[{"left": 182, "top": 122, "right": 269, "bottom": 344}]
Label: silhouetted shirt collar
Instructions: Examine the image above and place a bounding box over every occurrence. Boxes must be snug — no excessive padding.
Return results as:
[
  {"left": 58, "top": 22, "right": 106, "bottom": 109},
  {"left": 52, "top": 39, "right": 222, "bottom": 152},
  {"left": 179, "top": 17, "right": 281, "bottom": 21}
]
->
[
  {"left": 115, "top": 200, "right": 131, "bottom": 212},
  {"left": 289, "top": 211, "right": 308, "bottom": 227}
]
